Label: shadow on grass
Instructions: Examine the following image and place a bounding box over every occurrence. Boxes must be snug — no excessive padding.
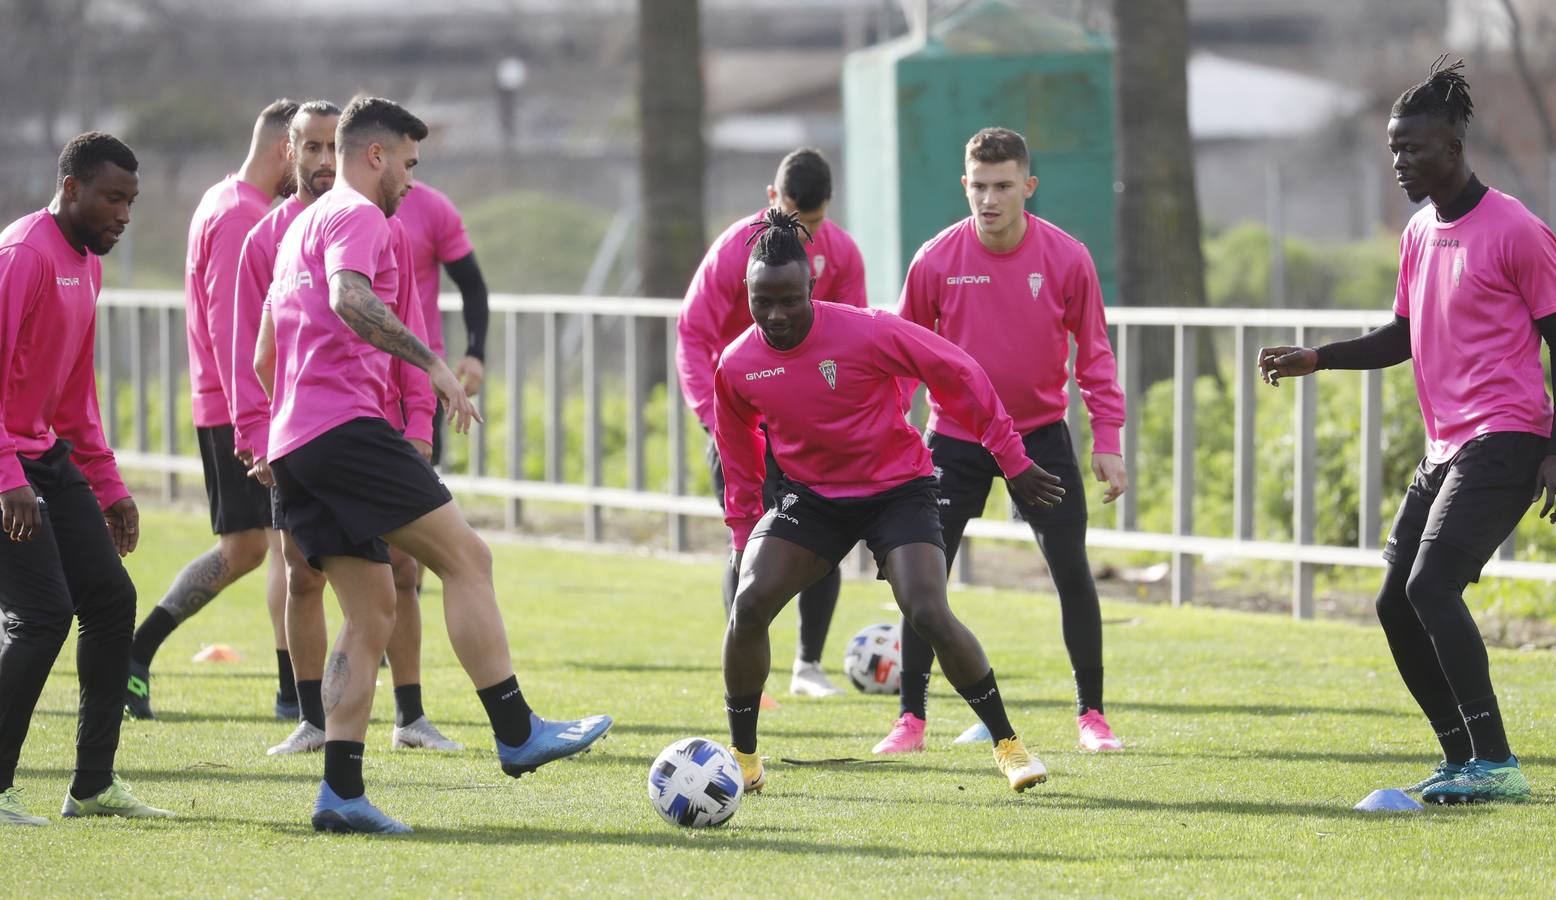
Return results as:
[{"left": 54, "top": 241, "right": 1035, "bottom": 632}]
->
[
  {"left": 567, "top": 661, "right": 724, "bottom": 675},
  {"left": 1002, "top": 698, "right": 1417, "bottom": 719},
  {"left": 282, "top": 821, "right": 1246, "bottom": 862},
  {"left": 34, "top": 708, "right": 281, "bottom": 725}
]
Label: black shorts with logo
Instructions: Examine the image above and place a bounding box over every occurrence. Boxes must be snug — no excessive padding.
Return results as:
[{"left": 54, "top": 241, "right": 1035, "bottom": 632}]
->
[
  {"left": 197, "top": 424, "right": 273, "bottom": 534},
  {"left": 748, "top": 475, "right": 945, "bottom": 579},
  {"left": 1382, "top": 431, "right": 1546, "bottom": 583},
  {"left": 929, "top": 420, "right": 1088, "bottom": 526},
  {"left": 270, "top": 417, "right": 453, "bottom": 569}
]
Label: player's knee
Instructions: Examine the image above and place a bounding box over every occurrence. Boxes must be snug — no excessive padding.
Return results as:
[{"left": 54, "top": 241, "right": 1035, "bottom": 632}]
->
[
  {"left": 728, "top": 591, "right": 776, "bottom": 638},
  {"left": 7, "top": 606, "right": 72, "bottom": 649},
  {"left": 286, "top": 560, "right": 326, "bottom": 598},
  {"left": 439, "top": 531, "right": 492, "bottom": 581},
  {"left": 77, "top": 569, "right": 136, "bottom": 638},
  {"left": 390, "top": 555, "right": 419, "bottom": 594},
  {"left": 902, "top": 603, "right": 953, "bottom": 644},
  {"left": 222, "top": 530, "right": 269, "bottom": 573}
]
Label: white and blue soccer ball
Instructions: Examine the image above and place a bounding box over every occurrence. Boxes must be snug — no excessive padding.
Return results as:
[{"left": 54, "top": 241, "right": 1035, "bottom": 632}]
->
[
  {"left": 843, "top": 622, "right": 902, "bottom": 694},
  {"left": 647, "top": 737, "right": 743, "bottom": 828}
]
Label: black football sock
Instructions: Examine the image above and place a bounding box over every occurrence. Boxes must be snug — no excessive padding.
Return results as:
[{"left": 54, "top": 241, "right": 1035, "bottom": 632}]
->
[
  {"left": 1459, "top": 695, "right": 1512, "bottom": 762},
  {"left": 725, "top": 692, "right": 762, "bottom": 754},
  {"left": 955, "top": 669, "right": 1016, "bottom": 744},
  {"left": 1430, "top": 716, "right": 1473, "bottom": 765},
  {"left": 900, "top": 671, "right": 930, "bottom": 720},
  {"left": 68, "top": 769, "right": 112, "bottom": 801},
  {"left": 323, "top": 741, "right": 365, "bottom": 800},
  {"left": 1074, "top": 666, "right": 1104, "bottom": 716},
  {"left": 394, "top": 684, "right": 424, "bottom": 728},
  {"left": 276, "top": 650, "right": 298, "bottom": 704},
  {"left": 298, "top": 680, "right": 324, "bottom": 729},
  {"left": 129, "top": 608, "right": 178, "bottom": 668},
  {"left": 477, "top": 676, "right": 533, "bottom": 747}
]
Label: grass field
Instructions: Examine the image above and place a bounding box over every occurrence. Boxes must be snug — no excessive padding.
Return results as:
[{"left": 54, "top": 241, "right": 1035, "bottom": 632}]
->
[{"left": 7, "top": 509, "right": 1556, "bottom": 897}]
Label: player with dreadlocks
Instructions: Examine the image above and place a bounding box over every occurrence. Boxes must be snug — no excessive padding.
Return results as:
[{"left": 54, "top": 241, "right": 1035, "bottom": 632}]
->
[
  {"left": 679, "top": 148, "right": 868, "bottom": 700},
  {"left": 1260, "top": 57, "right": 1556, "bottom": 803},
  {"left": 713, "top": 208, "right": 1063, "bottom": 794}
]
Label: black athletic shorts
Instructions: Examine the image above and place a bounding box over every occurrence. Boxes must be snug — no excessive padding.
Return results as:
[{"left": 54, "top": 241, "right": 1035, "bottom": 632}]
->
[
  {"left": 748, "top": 475, "right": 945, "bottom": 579},
  {"left": 270, "top": 417, "right": 453, "bottom": 569},
  {"left": 928, "top": 420, "right": 1087, "bottom": 526},
  {"left": 707, "top": 429, "right": 785, "bottom": 511},
  {"left": 197, "top": 424, "right": 272, "bottom": 534},
  {"left": 431, "top": 401, "right": 445, "bottom": 467},
  {"left": 1382, "top": 431, "right": 1546, "bottom": 583}
]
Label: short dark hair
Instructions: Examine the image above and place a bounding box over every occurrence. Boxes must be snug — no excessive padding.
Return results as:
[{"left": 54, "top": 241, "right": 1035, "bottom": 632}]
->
[
  {"left": 746, "top": 206, "right": 811, "bottom": 270},
  {"left": 289, "top": 100, "right": 342, "bottom": 138},
  {"left": 338, "top": 96, "right": 429, "bottom": 151},
  {"left": 260, "top": 98, "right": 301, "bottom": 130},
  {"left": 775, "top": 148, "right": 832, "bottom": 213},
  {"left": 57, "top": 131, "right": 139, "bottom": 189},
  {"left": 1391, "top": 55, "right": 1474, "bottom": 135},
  {"left": 965, "top": 127, "right": 1030, "bottom": 171}
]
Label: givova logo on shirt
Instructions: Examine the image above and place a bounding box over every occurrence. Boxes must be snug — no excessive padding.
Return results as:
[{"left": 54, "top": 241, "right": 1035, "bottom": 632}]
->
[
  {"left": 272, "top": 270, "right": 315, "bottom": 296},
  {"left": 946, "top": 275, "right": 990, "bottom": 285},
  {"left": 55, "top": 276, "right": 80, "bottom": 287},
  {"left": 745, "top": 367, "right": 785, "bottom": 381}
]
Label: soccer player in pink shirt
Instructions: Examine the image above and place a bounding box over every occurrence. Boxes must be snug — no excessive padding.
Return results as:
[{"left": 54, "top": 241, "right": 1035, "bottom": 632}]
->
[
  {"left": 230, "top": 101, "right": 461, "bottom": 757},
  {"left": 880, "top": 127, "right": 1128, "bottom": 756},
  {"left": 1260, "top": 60, "right": 1551, "bottom": 804},
  {"left": 255, "top": 97, "right": 610, "bottom": 834},
  {"left": 124, "top": 100, "right": 300, "bottom": 723},
  {"left": 396, "top": 183, "right": 489, "bottom": 431},
  {"left": 0, "top": 132, "right": 173, "bottom": 824},
  {"left": 714, "top": 209, "right": 1063, "bottom": 794},
  {"left": 679, "top": 148, "right": 867, "bottom": 698}
]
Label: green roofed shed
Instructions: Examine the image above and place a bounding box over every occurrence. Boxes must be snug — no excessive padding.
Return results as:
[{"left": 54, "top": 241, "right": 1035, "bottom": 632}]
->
[{"left": 842, "top": 0, "right": 1116, "bottom": 307}]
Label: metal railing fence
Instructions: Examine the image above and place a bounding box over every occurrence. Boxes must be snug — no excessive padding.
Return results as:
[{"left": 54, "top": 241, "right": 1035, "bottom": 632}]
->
[{"left": 94, "top": 291, "right": 1556, "bottom": 618}]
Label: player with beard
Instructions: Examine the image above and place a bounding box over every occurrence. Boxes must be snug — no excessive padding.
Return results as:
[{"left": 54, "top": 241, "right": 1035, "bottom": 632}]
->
[
  {"left": 254, "top": 97, "right": 610, "bottom": 833},
  {"left": 230, "top": 101, "right": 461, "bottom": 757},
  {"left": 125, "top": 100, "right": 300, "bottom": 722},
  {"left": 714, "top": 208, "right": 1061, "bottom": 794},
  {"left": 1260, "top": 59, "right": 1555, "bottom": 803},
  {"left": 0, "top": 132, "right": 173, "bottom": 824}
]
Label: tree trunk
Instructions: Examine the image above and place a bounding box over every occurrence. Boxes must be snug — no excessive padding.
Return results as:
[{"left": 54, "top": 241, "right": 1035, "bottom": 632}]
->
[
  {"left": 637, "top": 0, "right": 705, "bottom": 385},
  {"left": 1112, "top": 0, "right": 1206, "bottom": 385}
]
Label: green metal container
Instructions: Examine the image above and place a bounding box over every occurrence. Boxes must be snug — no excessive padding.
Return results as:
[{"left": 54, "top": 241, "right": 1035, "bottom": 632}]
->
[{"left": 843, "top": 0, "right": 1116, "bottom": 307}]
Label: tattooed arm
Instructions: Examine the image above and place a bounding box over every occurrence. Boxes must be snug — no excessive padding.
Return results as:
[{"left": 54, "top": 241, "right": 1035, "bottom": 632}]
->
[{"left": 328, "top": 270, "right": 481, "bottom": 433}]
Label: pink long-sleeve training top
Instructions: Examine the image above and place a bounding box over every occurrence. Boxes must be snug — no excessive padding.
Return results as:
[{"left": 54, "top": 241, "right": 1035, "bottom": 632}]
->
[
  {"left": 897, "top": 212, "right": 1125, "bottom": 455},
  {"left": 186, "top": 174, "right": 271, "bottom": 428},
  {"left": 678, "top": 211, "right": 867, "bottom": 431},
  {"left": 713, "top": 302, "right": 1031, "bottom": 550},
  {"left": 0, "top": 209, "right": 128, "bottom": 509}
]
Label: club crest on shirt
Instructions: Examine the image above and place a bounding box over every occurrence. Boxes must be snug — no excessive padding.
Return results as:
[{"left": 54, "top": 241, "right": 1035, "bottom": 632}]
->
[
  {"left": 781, "top": 493, "right": 798, "bottom": 512},
  {"left": 818, "top": 359, "right": 838, "bottom": 390},
  {"left": 932, "top": 465, "right": 944, "bottom": 482},
  {"left": 812, "top": 254, "right": 826, "bottom": 278},
  {"left": 1028, "top": 272, "right": 1043, "bottom": 299},
  {"left": 1452, "top": 253, "right": 1465, "bottom": 288}
]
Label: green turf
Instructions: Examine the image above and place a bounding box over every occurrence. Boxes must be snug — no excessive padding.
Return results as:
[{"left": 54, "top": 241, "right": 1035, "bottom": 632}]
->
[{"left": 6, "top": 509, "right": 1556, "bottom": 897}]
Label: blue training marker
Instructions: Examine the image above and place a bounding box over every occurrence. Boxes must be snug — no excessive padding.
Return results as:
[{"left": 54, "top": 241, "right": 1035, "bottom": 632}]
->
[
  {"left": 953, "top": 722, "right": 991, "bottom": 745},
  {"left": 1353, "top": 788, "right": 1424, "bottom": 812}
]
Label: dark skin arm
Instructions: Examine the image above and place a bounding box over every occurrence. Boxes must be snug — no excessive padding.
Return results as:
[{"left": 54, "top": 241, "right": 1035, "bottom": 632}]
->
[{"left": 1, "top": 485, "right": 40, "bottom": 542}]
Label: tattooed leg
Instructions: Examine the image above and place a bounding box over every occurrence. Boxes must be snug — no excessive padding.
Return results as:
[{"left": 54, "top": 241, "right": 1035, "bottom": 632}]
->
[
  {"left": 317, "top": 555, "right": 397, "bottom": 744},
  {"left": 155, "top": 530, "right": 267, "bottom": 623}
]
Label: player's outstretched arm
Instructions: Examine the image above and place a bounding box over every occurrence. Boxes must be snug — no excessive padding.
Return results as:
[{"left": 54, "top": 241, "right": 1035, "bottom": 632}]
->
[
  {"left": 329, "top": 269, "right": 480, "bottom": 433},
  {"left": 1260, "top": 315, "right": 1411, "bottom": 386}
]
